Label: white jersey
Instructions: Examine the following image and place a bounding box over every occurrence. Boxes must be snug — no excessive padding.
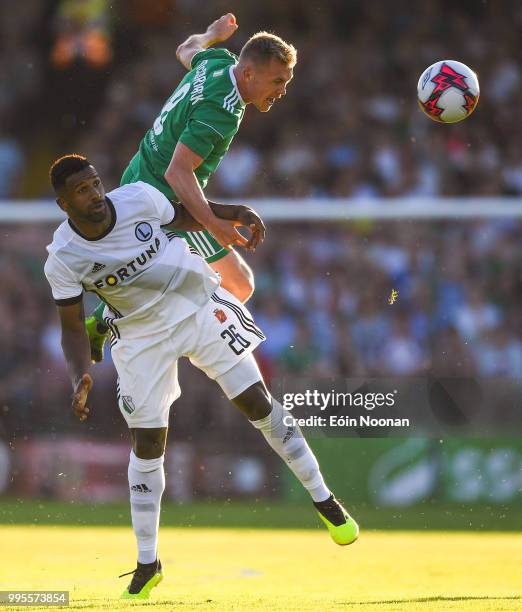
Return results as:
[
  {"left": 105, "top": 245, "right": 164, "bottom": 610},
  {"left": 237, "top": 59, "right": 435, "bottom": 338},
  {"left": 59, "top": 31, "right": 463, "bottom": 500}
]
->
[{"left": 44, "top": 181, "right": 220, "bottom": 339}]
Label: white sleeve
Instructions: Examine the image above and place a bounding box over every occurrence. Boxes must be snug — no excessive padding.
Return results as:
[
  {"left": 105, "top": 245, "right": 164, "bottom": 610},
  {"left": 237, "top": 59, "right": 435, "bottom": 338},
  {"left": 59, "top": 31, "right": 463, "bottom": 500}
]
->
[
  {"left": 44, "top": 254, "right": 83, "bottom": 304},
  {"left": 138, "top": 182, "right": 176, "bottom": 226}
]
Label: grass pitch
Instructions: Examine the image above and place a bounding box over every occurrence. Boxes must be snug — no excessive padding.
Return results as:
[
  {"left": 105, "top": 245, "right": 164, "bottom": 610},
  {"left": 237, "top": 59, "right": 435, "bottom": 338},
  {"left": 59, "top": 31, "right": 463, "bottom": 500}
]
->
[{"left": 0, "top": 526, "right": 520, "bottom": 611}]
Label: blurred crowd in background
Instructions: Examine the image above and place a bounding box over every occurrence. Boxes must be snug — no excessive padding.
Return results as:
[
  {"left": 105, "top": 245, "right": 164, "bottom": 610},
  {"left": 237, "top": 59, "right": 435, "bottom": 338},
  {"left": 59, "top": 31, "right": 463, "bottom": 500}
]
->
[
  {"left": 3, "top": 0, "right": 522, "bottom": 199},
  {"left": 1, "top": 0, "right": 522, "bottom": 442},
  {"left": 1, "top": 218, "right": 522, "bottom": 439}
]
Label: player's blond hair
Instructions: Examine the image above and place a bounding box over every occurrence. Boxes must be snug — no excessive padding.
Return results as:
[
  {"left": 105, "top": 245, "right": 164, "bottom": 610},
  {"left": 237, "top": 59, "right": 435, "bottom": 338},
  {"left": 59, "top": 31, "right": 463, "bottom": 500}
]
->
[{"left": 239, "top": 31, "right": 297, "bottom": 67}]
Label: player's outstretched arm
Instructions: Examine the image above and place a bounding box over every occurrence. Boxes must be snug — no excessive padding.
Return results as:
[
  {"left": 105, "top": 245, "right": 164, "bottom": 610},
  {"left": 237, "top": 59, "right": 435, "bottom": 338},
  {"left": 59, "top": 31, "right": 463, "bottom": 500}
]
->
[
  {"left": 165, "top": 142, "right": 248, "bottom": 248},
  {"left": 57, "top": 300, "right": 93, "bottom": 421},
  {"left": 176, "top": 13, "right": 238, "bottom": 70},
  {"left": 165, "top": 200, "right": 266, "bottom": 252}
]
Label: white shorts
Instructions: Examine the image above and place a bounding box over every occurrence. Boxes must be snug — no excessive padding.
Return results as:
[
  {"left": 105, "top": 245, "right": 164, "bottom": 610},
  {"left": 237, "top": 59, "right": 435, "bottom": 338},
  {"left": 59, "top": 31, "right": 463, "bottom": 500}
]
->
[{"left": 111, "top": 288, "right": 265, "bottom": 428}]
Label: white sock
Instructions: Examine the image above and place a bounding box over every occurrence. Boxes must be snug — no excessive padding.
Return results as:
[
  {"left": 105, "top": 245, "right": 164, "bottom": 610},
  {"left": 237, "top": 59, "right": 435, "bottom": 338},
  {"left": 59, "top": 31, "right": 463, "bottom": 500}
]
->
[
  {"left": 128, "top": 451, "right": 165, "bottom": 564},
  {"left": 251, "top": 398, "right": 330, "bottom": 502}
]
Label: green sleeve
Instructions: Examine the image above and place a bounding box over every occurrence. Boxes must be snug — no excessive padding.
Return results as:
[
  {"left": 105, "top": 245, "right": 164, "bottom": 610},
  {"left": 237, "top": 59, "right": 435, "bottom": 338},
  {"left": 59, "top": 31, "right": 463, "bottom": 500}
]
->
[
  {"left": 179, "top": 103, "right": 239, "bottom": 159},
  {"left": 191, "top": 48, "right": 238, "bottom": 70}
]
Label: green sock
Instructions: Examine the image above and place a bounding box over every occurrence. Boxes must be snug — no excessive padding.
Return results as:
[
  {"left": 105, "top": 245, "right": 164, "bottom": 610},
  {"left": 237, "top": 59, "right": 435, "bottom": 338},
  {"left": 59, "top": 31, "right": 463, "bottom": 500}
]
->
[{"left": 93, "top": 302, "right": 106, "bottom": 325}]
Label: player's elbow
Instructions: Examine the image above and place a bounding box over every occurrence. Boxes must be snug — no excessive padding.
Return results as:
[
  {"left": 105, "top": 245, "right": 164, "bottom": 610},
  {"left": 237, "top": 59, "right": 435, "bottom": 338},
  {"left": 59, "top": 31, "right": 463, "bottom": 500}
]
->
[
  {"left": 164, "top": 160, "right": 194, "bottom": 193},
  {"left": 164, "top": 165, "right": 175, "bottom": 182},
  {"left": 175, "top": 43, "right": 191, "bottom": 70},
  {"left": 164, "top": 165, "right": 181, "bottom": 189}
]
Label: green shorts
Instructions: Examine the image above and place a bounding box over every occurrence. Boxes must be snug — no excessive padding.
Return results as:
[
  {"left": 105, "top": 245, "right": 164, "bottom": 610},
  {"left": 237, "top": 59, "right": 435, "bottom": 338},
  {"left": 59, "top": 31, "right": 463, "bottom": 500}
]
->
[{"left": 174, "top": 229, "right": 229, "bottom": 263}]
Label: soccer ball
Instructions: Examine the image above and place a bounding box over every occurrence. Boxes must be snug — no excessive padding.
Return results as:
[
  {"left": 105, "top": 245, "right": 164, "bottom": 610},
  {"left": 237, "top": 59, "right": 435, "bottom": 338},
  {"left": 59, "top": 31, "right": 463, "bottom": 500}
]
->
[{"left": 417, "top": 60, "right": 480, "bottom": 123}]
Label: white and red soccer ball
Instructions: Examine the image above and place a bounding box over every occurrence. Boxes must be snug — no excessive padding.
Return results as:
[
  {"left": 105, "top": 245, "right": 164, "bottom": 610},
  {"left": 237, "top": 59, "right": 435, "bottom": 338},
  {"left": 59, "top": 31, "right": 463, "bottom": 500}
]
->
[{"left": 417, "top": 60, "right": 480, "bottom": 123}]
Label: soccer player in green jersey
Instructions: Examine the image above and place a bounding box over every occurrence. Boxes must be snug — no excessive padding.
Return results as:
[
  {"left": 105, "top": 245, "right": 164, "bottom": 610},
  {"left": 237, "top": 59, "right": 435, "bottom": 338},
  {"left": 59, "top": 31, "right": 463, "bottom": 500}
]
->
[{"left": 87, "top": 14, "right": 296, "bottom": 361}]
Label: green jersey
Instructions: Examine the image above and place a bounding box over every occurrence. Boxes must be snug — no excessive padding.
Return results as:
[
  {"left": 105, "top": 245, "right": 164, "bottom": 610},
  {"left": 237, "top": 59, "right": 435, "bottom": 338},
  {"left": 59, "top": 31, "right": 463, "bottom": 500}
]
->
[{"left": 121, "top": 48, "right": 246, "bottom": 200}]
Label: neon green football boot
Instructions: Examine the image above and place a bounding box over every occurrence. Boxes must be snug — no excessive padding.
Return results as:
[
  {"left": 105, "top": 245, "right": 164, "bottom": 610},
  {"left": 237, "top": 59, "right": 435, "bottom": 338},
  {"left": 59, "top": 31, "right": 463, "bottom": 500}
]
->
[
  {"left": 85, "top": 316, "right": 108, "bottom": 363},
  {"left": 314, "top": 495, "right": 359, "bottom": 546},
  {"left": 120, "top": 559, "right": 163, "bottom": 599}
]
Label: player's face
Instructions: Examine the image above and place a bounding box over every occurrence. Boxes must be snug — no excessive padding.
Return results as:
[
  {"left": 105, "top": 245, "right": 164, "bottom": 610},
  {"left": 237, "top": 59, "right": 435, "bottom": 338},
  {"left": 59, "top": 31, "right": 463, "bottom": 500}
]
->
[
  {"left": 249, "top": 58, "right": 294, "bottom": 112},
  {"left": 59, "top": 166, "right": 108, "bottom": 224}
]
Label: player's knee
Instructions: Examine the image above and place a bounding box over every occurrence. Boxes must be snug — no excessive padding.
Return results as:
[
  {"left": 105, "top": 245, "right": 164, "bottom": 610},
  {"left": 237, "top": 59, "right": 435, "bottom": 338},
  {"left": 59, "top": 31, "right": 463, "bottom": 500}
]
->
[
  {"left": 223, "top": 267, "right": 254, "bottom": 303},
  {"left": 234, "top": 269, "right": 254, "bottom": 303},
  {"left": 215, "top": 254, "right": 255, "bottom": 303},
  {"left": 131, "top": 427, "right": 168, "bottom": 459},
  {"left": 232, "top": 381, "right": 271, "bottom": 421}
]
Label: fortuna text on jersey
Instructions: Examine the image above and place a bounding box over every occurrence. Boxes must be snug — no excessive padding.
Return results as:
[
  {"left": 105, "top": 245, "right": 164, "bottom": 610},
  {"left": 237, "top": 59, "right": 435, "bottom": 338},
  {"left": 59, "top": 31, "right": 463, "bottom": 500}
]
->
[{"left": 93, "top": 237, "right": 161, "bottom": 288}]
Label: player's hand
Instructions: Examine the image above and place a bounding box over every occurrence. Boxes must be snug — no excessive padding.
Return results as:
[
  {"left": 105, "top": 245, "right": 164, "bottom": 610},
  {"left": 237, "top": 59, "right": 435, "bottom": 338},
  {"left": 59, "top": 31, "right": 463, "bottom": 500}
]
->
[
  {"left": 232, "top": 205, "right": 266, "bottom": 251},
  {"left": 209, "top": 203, "right": 266, "bottom": 251},
  {"left": 72, "top": 373, "right": 93, "bottom": 422},
  {"left": 206, "top": 13, "right": 238, "bottom": 45},
  {"left": 207, "top": 216, "right": 249, "bottom": 250}
]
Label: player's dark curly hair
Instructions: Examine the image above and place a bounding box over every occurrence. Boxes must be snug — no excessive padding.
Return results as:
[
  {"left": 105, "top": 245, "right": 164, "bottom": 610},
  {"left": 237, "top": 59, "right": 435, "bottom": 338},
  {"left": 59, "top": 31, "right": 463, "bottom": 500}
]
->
[
  {"left": 49, "top": 154, "right": 92, "bottom": 192},
  {"left": 239, "top": 31, "right": 297, "bottom": 67}
]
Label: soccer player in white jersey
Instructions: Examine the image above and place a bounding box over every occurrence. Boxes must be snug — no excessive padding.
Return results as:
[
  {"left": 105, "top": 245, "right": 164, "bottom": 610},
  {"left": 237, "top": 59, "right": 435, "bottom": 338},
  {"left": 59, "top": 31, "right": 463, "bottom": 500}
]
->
[{"left": 44, "top": 155, "right": 359, "bottom": 600}]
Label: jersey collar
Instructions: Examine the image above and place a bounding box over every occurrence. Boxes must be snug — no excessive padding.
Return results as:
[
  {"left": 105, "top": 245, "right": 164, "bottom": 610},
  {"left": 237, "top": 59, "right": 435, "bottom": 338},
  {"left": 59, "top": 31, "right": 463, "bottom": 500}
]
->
[
  {"left": 68, "top": 197, "right": 117, "bottom": 241},
  {"left": 230, "top": 65, "right": 246, "bottom": 107}
]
